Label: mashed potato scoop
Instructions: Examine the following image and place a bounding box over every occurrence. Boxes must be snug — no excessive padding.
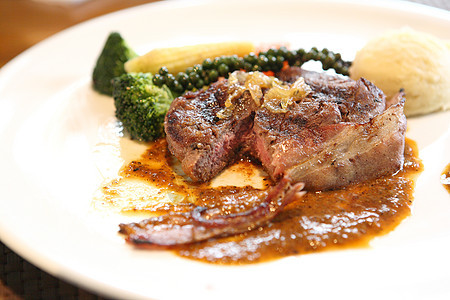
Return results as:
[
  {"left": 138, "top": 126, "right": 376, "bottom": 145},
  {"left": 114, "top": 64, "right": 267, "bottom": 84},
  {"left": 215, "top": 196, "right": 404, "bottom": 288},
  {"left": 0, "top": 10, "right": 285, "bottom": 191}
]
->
[{"left": 350, "top": 27, "right": 450, "bottom": 117}]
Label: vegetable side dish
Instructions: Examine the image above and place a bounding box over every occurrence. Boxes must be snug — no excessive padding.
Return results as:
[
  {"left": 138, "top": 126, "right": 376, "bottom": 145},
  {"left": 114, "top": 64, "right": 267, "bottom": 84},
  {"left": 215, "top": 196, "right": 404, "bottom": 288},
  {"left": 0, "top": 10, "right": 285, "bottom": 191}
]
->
[{"left": 92, "top": 31, "right": 426, "bottom": 264}]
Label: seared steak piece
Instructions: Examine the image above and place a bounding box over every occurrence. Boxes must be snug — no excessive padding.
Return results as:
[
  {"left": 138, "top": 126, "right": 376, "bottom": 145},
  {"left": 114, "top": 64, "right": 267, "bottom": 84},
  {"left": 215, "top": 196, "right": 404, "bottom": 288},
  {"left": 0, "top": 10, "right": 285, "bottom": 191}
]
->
[
  {"left": 165, "top": 80, "right": 256, "bottom": 182},
  {"left": 254, "top": 67, "right": 406, "bottom": 190},
  {"left": 164, "top": 67, "right": 407, "bottom": 191},
  {"left": 254, "top": 97, "right": 406, "bottom": 190}
]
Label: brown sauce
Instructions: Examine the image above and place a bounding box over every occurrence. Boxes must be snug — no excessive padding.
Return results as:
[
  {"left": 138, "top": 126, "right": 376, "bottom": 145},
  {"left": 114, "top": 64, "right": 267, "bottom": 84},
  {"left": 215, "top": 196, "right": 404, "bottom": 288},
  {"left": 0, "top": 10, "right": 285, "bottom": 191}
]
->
[
  {"left": 118, "top": 138, "right": 422, "bottom": 264},
  {"left": 441, "top": 163, "right": 450, "bottom": 193}
]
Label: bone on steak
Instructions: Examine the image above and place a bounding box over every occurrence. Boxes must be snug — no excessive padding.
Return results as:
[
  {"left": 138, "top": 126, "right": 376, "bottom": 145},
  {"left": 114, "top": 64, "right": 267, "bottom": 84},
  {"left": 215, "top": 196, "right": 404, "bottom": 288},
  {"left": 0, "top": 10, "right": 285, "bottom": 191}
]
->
[
  {"left": 119, "top": 177, "right": 305, "bottom": 247},
  {"left": 164, "top": 67, "right": 407, "bottom": 191}
]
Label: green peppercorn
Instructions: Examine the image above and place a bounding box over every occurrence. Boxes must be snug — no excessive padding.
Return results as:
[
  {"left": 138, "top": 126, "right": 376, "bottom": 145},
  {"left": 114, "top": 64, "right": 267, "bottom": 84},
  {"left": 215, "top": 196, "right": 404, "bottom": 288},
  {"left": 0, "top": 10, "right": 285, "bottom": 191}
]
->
[
  {"left": 193, "top": 64, "right": 203, "bottom": 74},
  {"left": 228, "top": 55, "right": 240, "bottom": 71},
  {"left": 238, "top": 57, "right": 245, "bottom": 69},
  {"left": 266, "top": 55, "right": 277, "bottom": 69},
  {"left": 285, "top": 50, "right": 296, "bottom": 65},
  {"left": 276, "top": 55, "right": 285, "bottom": 70},
  {"left": 267, "top": 48, "right": 277, "bottom": 57},
  {"left": 176, "top": 72, "right": 189, "bottom": 87},
  {"left": 218, "top": 63, "right": 229, "bottom": 76},
  {"left": 152, "top": 74, "right": 164, "bottom": 87},
  {"left": 202, "top": 58, "right": 214, "bottom": 70},
  {"left": 322, "top": 56, "right": 334, "bottom": 70},
  {"left": 186, "top": 82, "right": 195, "bottom": 91},
  {"left": 165, "top": 73, "right": 175, "bottom": 88},
  {"left": 304, "top": 51, "right": 314, "bottom": 61},
  {"left": 278, "top": 46, "right": 288, "bottom": 56},
  {"left": 189, "top": 72, "right": 200, "bottom": 84},
  {"left": 208, "top": 69, "right": 219, "bottom": 82},
  {"left": 173, "top": 80, "right": 184, "bottom": 93},
  {"left": 152, "top": 46, "right": 351, "bottom": 95},
  {"left": 213, "top": 57, "right": 222, "bottom": 69},
  {"left": 257, "top": 55, "right": 269, "bottom": 71},
  {"left": 316, "top": 52, "right": 327, "bottom": 66},
  {"left": 195, "top": 79, "right": 205, "bottom": 89},
  {"left": 244, "top": 53, "right": 258, "bottom": 65},
  {"left": 334, "top": 65, "right": 344, "bottom": 75},
  {"left": 243, "top": 62, "right": 253, "bottom": 72},
  {"left": 158, "top": 66, "right": 169, "bottom": 76},
  {"left": 296, "top": 48, "right": 305, "bottom": 59}
]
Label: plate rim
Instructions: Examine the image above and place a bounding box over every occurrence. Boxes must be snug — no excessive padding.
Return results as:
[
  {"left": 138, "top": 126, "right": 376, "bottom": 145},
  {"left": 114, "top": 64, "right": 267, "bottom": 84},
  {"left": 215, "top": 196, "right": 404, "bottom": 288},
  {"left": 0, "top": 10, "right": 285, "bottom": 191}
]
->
[{"left": 1, "top": 0, "right": 449, "bottom": 299}]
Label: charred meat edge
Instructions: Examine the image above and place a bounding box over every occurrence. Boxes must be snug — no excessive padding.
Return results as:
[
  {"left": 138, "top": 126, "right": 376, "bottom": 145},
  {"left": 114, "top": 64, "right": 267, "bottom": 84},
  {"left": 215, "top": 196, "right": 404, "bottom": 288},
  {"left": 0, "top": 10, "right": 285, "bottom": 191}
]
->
[{"left": 119, "top": 177, "right": 305, "bottom": 247}]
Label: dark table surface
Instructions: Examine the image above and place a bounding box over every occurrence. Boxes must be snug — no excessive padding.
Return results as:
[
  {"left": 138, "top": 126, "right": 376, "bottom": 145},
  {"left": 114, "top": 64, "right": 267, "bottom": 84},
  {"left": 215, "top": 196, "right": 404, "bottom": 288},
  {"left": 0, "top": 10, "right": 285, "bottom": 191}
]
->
[{"left": 0, "top": 0, "right": 449, "bottom": 299}]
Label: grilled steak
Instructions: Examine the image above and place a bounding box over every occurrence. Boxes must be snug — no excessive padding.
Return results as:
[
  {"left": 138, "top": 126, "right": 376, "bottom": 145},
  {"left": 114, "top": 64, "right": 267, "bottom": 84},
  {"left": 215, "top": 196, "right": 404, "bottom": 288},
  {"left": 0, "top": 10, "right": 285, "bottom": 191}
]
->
[
  {"left": 254, "top": 67, "right": 406, "bottom": 190},
  {"left": 165, "top": 80, "right": 256, "bottom": 182},
  {"left": 164, "top": 67, "right": 407, "bottom": 190}
]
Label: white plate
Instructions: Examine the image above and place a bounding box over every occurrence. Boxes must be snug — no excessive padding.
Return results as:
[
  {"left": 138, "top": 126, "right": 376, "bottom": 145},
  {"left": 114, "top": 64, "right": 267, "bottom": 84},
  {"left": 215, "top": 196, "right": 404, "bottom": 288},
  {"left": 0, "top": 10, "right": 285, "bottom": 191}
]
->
[{"left": 1, "top": 0, "right": 450, "bottom": 299}]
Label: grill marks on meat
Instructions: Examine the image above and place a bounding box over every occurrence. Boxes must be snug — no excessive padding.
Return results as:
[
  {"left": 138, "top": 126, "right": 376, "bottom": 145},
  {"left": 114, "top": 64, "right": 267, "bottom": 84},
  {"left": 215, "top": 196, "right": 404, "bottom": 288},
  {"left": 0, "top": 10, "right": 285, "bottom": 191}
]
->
[
  {"left": 119, "top": 177, "right": 305, "bottom": 247},
  {"left": 277, "top": 67, "right": 386, "bottom": 123},
  {"left": 165, "top": 81, "right": 256, "bottom": 182},
  {"left": 165, "top": 66, "right": 407, "bottom": 191}
]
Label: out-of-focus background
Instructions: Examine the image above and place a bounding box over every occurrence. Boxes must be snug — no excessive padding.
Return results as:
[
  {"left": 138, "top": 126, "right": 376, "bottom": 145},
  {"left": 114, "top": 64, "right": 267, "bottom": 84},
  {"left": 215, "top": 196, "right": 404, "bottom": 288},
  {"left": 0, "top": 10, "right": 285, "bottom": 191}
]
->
[
  {"left": 0, "top": 0, "right": 159, "bottom": 67},
  {"left": 0, "top": 0, "right": 448, "bottom": 299},
  {"left": 0, "top": 0, "right": 449, "bottom": 68}
]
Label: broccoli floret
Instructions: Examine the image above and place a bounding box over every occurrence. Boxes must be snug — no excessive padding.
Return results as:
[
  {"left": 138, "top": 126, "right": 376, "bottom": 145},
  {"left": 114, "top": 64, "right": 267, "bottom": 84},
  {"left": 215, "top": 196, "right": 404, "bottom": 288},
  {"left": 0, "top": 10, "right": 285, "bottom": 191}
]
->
[
  {"left": 112, "top": 73, "right": 174, "bottom": 142},
  {"left": 92, "top": 32, "right": 138, "bottom": 95}
]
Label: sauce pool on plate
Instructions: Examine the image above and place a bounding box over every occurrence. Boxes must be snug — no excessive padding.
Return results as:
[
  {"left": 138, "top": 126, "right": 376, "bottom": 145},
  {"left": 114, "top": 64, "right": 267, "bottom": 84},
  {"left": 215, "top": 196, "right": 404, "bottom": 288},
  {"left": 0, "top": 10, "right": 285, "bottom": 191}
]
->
[
  {"left": 441, "top": 163, "right": 450, "bottom": 193},
  {"left": 99, "top": 138, "right": 422, "bottom": 264}
]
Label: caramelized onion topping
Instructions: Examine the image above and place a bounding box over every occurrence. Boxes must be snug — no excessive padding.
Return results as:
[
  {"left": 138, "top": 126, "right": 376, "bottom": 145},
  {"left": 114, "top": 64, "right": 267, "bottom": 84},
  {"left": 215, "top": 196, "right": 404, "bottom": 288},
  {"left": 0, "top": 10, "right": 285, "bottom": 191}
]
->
[{"left": 217, "top": 71, "right": 311, "bottom": 118}]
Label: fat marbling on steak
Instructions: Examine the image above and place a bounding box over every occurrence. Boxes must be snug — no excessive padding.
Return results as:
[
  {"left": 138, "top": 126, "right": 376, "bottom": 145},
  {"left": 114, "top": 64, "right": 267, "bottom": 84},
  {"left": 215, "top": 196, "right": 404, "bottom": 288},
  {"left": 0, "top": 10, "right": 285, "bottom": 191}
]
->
[{"left": 164, "top": 67, "right": 406, "bottom": 190}]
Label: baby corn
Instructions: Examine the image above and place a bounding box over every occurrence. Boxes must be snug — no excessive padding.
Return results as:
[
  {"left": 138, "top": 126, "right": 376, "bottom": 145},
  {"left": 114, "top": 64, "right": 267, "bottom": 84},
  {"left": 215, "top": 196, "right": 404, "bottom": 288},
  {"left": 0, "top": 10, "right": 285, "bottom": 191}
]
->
[{"left": 124, "top": 41, "right": 255, "bottom": 74}]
